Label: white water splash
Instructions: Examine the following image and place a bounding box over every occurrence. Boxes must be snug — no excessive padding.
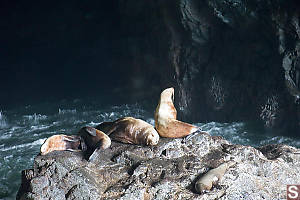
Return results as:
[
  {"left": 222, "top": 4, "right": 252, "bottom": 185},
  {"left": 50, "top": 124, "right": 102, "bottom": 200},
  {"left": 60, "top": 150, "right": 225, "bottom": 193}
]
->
[
  {"left": 0, "top": 111, "right": 8, "bottom": 128},
  {"left": 0, "top": 138, "right": 46, "bottom": 152},
  {"left": 23, "top": 113, "right": 47, "bottom": 123},
  {"left": 58, "top": 108, "right": 77, "bottom": 114}
]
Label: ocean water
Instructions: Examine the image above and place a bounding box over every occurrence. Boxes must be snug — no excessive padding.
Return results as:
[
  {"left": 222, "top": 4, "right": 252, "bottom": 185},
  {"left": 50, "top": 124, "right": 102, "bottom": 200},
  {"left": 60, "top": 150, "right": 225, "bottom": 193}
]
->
[{"left": 1, "top": 98, "right": 300, "bottom": 199}]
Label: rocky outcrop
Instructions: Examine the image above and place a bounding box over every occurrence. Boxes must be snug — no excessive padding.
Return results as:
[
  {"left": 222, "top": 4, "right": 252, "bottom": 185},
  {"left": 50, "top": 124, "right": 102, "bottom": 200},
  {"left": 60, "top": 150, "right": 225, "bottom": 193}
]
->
[
  {"left": 17, "top": 131, "right": 300, "bottom": 199},
  {"left": 118, "top": 0, "right": 300, "bottom": 135}
]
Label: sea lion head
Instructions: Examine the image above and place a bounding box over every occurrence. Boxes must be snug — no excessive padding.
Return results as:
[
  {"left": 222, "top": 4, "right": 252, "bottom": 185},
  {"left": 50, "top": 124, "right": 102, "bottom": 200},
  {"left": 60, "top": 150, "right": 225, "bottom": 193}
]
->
[
  {"left": 160, "top": 87, "right": 174, "bottom": 103},
  {"left": 79, "top": 127, "right": 111, "bottom": 150},
  {"left": 144, "top": 127, "right": 160, "bottom": 145},
  {"left": 195, "top": 181, "right": 211, "bottom": 194}
]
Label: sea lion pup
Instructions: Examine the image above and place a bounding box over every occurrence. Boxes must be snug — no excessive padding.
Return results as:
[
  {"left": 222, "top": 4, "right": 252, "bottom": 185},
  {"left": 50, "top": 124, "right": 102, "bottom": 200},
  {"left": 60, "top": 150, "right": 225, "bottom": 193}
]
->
[
  {"left": 98, "top": 117, "right": 159, "bottom": 146},
  {"left": 40, "top": 134, "right": 86, "bottom": 155},
  {"left": 154, "top": 87, "right": 199, "bottom": 138},
  {"left": 195, "top": 161, "right": 236, "bottom": 194}
]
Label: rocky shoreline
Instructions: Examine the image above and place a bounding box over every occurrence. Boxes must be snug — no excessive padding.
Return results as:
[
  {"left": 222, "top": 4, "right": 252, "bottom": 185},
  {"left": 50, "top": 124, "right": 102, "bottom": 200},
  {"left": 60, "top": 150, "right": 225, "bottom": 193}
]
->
[{"left": 17, "top": 131, "right": 300, "bottom": 200}]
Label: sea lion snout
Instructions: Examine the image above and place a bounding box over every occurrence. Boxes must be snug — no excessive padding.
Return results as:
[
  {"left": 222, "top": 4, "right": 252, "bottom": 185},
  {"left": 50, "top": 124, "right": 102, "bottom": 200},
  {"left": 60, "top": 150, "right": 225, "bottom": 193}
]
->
[{"left": 145, "top": 129, "right": 160, "bottom": 145}]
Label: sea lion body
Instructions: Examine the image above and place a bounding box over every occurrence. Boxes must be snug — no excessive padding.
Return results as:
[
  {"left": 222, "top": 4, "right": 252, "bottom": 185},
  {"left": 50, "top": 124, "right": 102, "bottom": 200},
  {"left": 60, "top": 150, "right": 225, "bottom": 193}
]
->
[
  {"left": 40, "top": 134, "right": 86, "bottom": 155},
  {"left": 155, "top": 87, "right": 198, "bottom": 138},
  {"left": 95, "top": 121, "right": 114, "bottom": 134},
  {"left": 79, "top": 127, "right": 111, "bottom": 151},
  {"left": 98, "top": 117, "right": 159, "bottom": 146},
  {"left": 195, "top": 161, "right": 236, "bottom": 193}
]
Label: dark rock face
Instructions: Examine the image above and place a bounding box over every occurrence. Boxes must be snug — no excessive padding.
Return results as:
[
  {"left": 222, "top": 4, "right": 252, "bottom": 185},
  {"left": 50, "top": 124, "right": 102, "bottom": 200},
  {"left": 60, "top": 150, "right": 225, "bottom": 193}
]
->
[
  {"left": 118, "top": 0, "right": 300, "bottom": 135},
  {"left": 17, "top": 132, "right": 300, "bottom": 199}
]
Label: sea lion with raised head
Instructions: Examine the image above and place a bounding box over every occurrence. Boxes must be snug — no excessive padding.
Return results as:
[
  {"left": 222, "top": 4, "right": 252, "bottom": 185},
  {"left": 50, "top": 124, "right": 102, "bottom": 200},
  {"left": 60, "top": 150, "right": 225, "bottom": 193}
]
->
[
  {"left": 195, "top": 161, "right": 236, "bottom": 194},
  {"left": 97, "top": 117, "right": 159, "bottom": 146},
  {"left": 154, "top": 87, "right": 199, "bottom": 138},
  {"left": 40, "top": 134, "right": 86, "bottom": 155},
  {"left": 78, "top": 126, "right": 112, "bottom": 162},
  {"left": 78, "top": 126, "right": 111, "bottom": 151}
]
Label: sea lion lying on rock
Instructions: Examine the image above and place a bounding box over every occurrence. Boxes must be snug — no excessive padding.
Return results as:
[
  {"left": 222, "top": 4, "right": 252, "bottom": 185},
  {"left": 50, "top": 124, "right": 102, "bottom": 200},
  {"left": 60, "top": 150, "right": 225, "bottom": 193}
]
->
[
  {"left": 40, "top": 134, "right": 86, "bottom": 155},
  {"left": 155, "top": 87, "right": 200, "bottom": 138},
  {"left": 78, "top": 126, "right": 112, "bottom": 161},
  {"left": 96, "top": 117, "right": 159, "bottom": 146},
  {"left": 78, "top": 126, "right": 111, "bottom": 151},
  {"left": 195, "top": 161, "right": 236, "bottom": 194}
]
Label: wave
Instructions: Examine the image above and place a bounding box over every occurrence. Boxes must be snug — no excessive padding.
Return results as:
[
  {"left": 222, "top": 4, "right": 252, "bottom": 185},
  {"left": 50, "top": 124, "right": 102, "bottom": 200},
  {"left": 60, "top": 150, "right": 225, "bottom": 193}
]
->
[
  {"left": 86, "top": 121, "right": 99, "bottom": 127},
  {"left": 29, "top": 125, "right": 52, "bottom": 132},
  {"left": 259, "top": 136, "right": 300, "bottom": 147},
  {"left": 23, "top": 113, "right": 47, "bottom": 124},
  {"left": 58, "top": 108, "right": 77, "bottom": 114},
  {"left": 0, "top": 138, "right": 46, "bottom": 152}
]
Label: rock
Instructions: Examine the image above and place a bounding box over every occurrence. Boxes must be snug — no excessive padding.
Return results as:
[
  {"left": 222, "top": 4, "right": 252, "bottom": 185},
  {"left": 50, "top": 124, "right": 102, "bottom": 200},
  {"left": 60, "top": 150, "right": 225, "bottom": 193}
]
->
[
  {"left": 118, "top": 0, "right": 300, "bottom": 135},
  {"left": 17, "top": 132, "right": 300, "bottom": 199}
]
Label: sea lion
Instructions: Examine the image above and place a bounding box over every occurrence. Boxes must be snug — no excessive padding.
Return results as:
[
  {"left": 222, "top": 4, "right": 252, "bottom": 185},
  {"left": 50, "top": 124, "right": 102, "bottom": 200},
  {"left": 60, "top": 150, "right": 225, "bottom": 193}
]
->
[
  {"left": 40, "top": 134, "right": 86, "bottom": 155},
  {"left": 78, "top": 126, "right": 112, "bottom": 162},
  {"left": 78, "top": 126, "right": 111, "bottom": 151},
  {"left": 95, "top": 121, "right": 114, "bottom": 134},
  {"left": 97, "top": 117, "right": 159, "bottom": 146},
  {"left": 195, "top": 161, "right": 236, "bottom": 194},
  {"left": 154, "top": 87, "right": 199, "bottom": 138}
]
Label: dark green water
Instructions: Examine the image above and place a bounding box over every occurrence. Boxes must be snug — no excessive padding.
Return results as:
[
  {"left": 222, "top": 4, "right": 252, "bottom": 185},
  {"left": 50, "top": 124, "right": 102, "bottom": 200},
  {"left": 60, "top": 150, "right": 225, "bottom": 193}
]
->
[{"left": 0, "top": 98, "right": 299, "bottom": 199}]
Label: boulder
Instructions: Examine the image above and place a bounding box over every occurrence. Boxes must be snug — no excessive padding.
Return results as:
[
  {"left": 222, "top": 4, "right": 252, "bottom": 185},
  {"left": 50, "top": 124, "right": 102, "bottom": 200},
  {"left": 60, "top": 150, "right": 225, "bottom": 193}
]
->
[{"left": 17, "top": 132, "right": 300, "bottom": 199}]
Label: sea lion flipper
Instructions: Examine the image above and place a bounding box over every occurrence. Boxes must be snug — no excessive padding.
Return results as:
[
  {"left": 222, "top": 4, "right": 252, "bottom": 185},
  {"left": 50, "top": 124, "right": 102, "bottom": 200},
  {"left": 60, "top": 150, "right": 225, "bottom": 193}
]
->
[
  {"left": 41, "top": 134, "right": 85, "bottom": 155},
  {"left": 63, "top": 135, "right": 80, "bottom": 142},
  {"left": 88, "top": 148, "right": 99, "bottom": 162},
  {"left": 183, "top": 127, "right": 206, "bottom": 141},
  {"left": 84, "top": 127, "right": 97, "bottom": 136},
  {"left": 88, "top": 146, "right": 107, "bottom": 162},
  {"left": 110, "top": 133, "right": 134, "bottom": 144},
  {"left": 106, "top": 126, "right": 117, "bottom": 135},
  {"left": 160, "top": 119, "right": 198, "bottom": 138},
  {"left": 95, "top": 121, "right": 114, "bottom": 134}
]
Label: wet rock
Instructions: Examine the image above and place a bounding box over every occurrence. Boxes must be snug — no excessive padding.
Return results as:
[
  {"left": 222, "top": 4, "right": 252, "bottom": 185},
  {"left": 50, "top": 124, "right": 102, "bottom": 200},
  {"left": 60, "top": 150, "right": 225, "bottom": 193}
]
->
[{"left": 17, "top": 131, "right": 300, "bottom": 199}]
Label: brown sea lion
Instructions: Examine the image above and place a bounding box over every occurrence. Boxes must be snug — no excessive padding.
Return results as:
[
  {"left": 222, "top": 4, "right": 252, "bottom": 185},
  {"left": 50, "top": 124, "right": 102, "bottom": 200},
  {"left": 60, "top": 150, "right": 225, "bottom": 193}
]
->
[
  {"left": 97, "top": 117, "right": 159, "bottom": 146},
  {"left": 154, "top": 87, "right": 199, "bottom": 138},
  {"left": 78, "top": 126, "right": 111, "bottom": 151},
  {"left": 95, "top": 121, "right": 114, "bottom": 134},
  {"left": 78, "top": 126, "right": 112, "bottom": 162},
  {"left": 40, "top": 134, "right": 86, "bottom": 155},
  {"left": 195, "top": 161, "right": 236, "bottom": 194}
]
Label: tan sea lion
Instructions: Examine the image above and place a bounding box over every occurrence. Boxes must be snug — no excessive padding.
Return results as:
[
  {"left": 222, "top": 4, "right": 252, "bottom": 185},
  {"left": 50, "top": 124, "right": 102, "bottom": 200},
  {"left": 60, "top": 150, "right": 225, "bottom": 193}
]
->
[
  {"left": 40, "top": 134, "right": 86, "bottom": 155},
  {"left": 195, "top": 161, "right": 236, "bottom": 194},
  {"left": 97, "top": 117, "right": 159, "bottom": 146},
  {"left": 78, "top": 126, "right": 111, "bottom": 151},
  {"left": 154, "top": 87, "right": 199, "bottom": 138}
]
